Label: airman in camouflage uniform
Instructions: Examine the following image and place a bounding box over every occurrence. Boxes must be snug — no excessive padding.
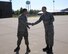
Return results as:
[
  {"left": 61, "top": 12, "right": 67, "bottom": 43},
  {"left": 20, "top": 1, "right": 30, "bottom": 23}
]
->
[
  {"left": 14, "top": 9, "right": 31, "bottom": 53},
  {"left": 32, "top": 6, "right": 54, "bottom": 53}
]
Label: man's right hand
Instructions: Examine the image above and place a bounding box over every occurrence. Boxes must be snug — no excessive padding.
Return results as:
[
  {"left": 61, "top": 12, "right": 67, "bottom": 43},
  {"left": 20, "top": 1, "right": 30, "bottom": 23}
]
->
[{"left": 31, "top": 23, "right": 35, "bottom": 26}]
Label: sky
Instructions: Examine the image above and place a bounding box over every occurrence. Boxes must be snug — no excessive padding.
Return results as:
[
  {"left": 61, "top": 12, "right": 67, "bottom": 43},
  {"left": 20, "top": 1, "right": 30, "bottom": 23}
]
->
[{"left": 0, "top": 0, "right": 68, "bottom": 12}]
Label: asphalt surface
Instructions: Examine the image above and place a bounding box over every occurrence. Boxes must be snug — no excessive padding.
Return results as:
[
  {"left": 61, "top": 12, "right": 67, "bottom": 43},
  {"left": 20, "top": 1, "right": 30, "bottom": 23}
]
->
[{"left": 0, "top": 15, "right": 68, "bottom": 54}]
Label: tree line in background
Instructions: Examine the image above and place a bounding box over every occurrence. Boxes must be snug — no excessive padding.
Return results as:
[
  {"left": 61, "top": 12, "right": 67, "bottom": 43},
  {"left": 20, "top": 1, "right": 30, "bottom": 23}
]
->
[
  {"left": 12, "top": 7, "right": 40, "bottom": 17},
  {"left": 12, "top": 8, "right": 68, "bottom": 17}
]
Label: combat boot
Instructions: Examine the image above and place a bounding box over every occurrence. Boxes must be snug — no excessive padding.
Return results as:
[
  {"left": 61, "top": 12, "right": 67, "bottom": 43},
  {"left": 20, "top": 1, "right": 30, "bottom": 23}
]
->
[{"left": 14, "top": 47, "right": 20, "bottom": 52}]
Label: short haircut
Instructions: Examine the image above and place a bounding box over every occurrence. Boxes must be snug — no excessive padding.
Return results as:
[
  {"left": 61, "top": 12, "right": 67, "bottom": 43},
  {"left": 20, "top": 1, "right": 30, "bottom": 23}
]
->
[
  {"left": 22, "top": 9, "right": 27, "bottom": 13},
  {"left": 42, "top": 6, "right": 47, "bottom": 9}
]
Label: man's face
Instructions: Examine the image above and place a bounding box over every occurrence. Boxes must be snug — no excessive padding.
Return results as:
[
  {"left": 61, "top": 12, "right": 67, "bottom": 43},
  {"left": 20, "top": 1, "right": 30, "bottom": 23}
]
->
[
  {"left": 42, "top": 8, "right": 46, "bottom": 13},
  {"left": 24, "top": 11, "right": 28, "bottom": 16}
]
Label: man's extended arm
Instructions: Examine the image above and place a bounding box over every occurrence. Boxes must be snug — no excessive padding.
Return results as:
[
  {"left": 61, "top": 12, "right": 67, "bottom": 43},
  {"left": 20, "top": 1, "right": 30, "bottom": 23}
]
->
[
  {"left": 32, "top": 16, "right": 42, "bottom": 26},
  {"left": 27, "top": 22, "right": 32, "bottom": 29}
]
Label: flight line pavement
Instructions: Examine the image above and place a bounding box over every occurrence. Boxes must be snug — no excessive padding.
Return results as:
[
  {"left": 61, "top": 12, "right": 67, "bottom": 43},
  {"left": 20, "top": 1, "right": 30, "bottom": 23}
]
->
[{"left": 0, "top": 15, "right": 68, "bottom": 54}]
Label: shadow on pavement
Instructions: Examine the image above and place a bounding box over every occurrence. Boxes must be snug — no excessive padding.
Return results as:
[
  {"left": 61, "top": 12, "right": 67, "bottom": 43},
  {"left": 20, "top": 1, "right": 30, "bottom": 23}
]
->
[
  {"left": 25, "top": 51, "right": 30, "bottom": 54},
  {"left": 46, "top": 51, "right": 54, "bottom": 54},
  {"left": 16, "top": 51, "right": 19, "bottom": 54},
  {"left": 15, "top": 51, "right": 30, "bottom": 54}
]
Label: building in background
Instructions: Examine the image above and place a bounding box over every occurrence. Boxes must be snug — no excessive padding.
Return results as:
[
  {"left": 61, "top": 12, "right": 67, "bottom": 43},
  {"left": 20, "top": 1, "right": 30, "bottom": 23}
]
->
[{"left": 0, "top": 1, "right": 12, "bottom": 18}]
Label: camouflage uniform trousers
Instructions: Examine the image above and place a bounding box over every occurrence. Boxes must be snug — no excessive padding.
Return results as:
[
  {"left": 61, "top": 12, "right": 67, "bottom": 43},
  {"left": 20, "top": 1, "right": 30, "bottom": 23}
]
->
[
  {"left": 17, "top": 30, "right": 29, "bottom": 46},
  {"left": 45, "top": 24, "right": 54, "bottom": 47}
]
